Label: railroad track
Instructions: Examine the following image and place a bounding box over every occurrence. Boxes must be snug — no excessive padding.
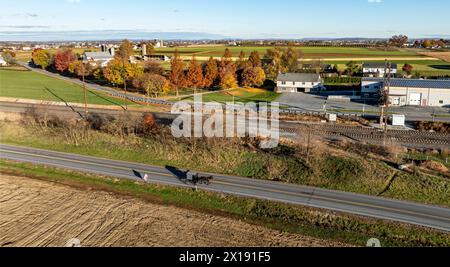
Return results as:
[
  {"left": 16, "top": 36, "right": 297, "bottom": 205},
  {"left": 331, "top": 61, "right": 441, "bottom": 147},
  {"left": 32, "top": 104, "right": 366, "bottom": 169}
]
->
[{"left": 281, "top": 123, "right": 450, "bottom": 147}]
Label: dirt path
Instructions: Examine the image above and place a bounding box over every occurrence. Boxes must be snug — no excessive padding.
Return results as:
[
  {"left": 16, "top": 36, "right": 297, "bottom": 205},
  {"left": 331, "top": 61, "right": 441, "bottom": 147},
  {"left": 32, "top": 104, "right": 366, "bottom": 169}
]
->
[{"left": 0, "top": 174, "right": 346, "bottom": 247}]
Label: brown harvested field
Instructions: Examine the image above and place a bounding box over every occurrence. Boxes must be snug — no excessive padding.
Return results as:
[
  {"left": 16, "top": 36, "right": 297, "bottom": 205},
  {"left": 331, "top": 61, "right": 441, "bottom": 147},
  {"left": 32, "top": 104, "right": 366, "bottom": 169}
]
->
[
  {"left": 0, "top": 174, "right": 347, "bottom": 247},
  {"left": 419, "top": 52, "right": 450, "bottom": 63}
]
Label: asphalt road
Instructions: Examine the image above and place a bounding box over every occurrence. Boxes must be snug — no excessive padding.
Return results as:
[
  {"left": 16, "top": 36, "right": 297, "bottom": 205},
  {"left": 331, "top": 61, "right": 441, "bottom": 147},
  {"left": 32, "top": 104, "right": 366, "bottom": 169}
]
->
[{"left": 1, "top": 144, "right": 449, "bottom": 232}]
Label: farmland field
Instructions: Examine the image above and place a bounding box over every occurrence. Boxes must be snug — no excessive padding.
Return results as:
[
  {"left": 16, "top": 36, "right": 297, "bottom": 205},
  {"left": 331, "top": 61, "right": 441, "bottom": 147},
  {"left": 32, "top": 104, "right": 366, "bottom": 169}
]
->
[
  {"left": 155, "top": 46, "right": 450, "bottom": 76},
  {"left": 156, "top": 46, "right": 426, "bottom": 59},
  {"left": 0, "top": 174, "right": 343, "bottom": 247},
  {"left": 0, "top": 69, "right": 128, "bottom": 106}
]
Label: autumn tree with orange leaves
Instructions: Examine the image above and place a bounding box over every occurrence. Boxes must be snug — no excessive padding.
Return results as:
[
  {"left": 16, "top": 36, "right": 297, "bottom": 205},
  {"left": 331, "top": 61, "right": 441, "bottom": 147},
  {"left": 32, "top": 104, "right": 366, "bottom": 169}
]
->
[
  {"left": 248, "top": 51, "right": 262, "bottom": 68},
  {"left": 169, "top": 49, "right": 186, "bottom": 96},
  {"left": 241, "top": 67, "right": 266, "bottom": 87},
  {"left": 54, "top": 49, "right": 77, "bottom": 73},
  {"left": 186, "top": 56, "right": 204, "bottom": 90},
  {"left": 202, "top": 57, "right": 219, "bottom": 88},
  {"left": 219, "top": 48, "right": 237, "bottom": 89}
]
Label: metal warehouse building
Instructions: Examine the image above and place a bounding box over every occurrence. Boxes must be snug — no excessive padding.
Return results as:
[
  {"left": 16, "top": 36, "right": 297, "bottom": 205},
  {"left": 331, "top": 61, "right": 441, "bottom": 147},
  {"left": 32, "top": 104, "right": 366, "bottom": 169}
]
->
[{"left": 361, "top": 78, "right": 450, "bottom": 107}]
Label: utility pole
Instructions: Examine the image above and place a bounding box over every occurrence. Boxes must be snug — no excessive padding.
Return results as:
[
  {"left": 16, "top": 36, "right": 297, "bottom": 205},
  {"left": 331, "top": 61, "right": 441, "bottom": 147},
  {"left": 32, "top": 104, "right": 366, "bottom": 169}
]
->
[
  {"left": 306, "top": 128, "right": 312, "bottom": 165},
  {"left": 81, "top": 60, "right": 88, "bottom": 117},
  {"left": 380, "top": 59, "right": 391, "bottom": 146},
  {"left": 122, "top": 57, "right": 128, "bottom": 111}
]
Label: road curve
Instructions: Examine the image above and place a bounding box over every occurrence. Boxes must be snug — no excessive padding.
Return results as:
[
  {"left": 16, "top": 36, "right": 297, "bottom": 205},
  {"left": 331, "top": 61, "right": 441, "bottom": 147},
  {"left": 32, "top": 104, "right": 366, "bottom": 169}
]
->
[{"left": 1, "top": 144, "right": 449, "bottom": 232}]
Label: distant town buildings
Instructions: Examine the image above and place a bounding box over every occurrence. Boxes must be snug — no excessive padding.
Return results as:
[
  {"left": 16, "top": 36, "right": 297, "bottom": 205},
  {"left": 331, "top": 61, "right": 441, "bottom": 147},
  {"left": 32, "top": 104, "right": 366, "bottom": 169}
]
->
[
  {"left": 276, "top": 73, "right": 325, "bottom": 93},
  {"left": 362, "top": 77, "right": 450, "bottom": 107}
]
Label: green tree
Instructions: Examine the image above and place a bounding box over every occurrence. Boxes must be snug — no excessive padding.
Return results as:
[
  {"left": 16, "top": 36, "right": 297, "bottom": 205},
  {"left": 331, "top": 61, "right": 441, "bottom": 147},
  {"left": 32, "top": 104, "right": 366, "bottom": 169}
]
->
[
  {"left": 389, "top": 35, "right": 408, "bottom": 48},
  {"left": 117, "top": 39, "right": 134, "bottom": 61},
  {"left": 263, "top": 48, "right": 284, "bottom": 80},
  {"left": 282, "top": 46, "right": 301, "bottom": 72},
  {"left": 103, "top": 59, "right": 125, "bottom": 86},
  {"left": 103, "top": 59, "right": 142, "bottom": 87},
  {"left": 31, "top": 49, "right": 51, "bottom": 69},
  {"left": 345, "top": 61, "right": 360, "bottom": 76},
  {"left": 132, "top": 73, "right": 170, "bottom": 98}
]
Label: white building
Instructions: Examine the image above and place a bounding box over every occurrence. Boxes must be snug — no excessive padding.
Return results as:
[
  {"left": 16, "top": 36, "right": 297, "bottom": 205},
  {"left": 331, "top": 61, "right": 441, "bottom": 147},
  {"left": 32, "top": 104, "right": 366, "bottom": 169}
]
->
[
  {"left": 0, "top": 56, "right": 7, "bottom": 66},
  {"left": 83, "top": 52, "right": 114, "bottom": 67},
  {"left": 143, "top": 54, "right": 171, "bottom": 62},
  {"left": 363, "top": 63, "right": 398, "bottom": 78},
  {"left": 276, "top": 73, "right": 325, "bottom": 93},
  {"left": 154, "top": 39, "right": 164, "bottom": 48},
  {"left": 362, "top": 77, "right": 450, "bottom": 107}
]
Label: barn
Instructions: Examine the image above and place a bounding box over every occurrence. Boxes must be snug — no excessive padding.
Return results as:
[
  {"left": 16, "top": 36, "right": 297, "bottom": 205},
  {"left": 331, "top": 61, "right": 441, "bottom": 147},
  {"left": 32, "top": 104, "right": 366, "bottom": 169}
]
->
[{"left": 362, "top": 77, "right": 450, "bottom": 107}]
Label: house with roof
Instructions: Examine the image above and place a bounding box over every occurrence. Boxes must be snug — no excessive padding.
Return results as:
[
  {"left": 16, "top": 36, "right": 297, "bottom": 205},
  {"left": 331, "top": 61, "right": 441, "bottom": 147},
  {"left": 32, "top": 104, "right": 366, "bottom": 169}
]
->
[
  {"left": 362, "top": 77, "right": 450, "bottom": 107},
  {"left": 276, "top": 73, "right": 325, "bottom": 93},
  {"left": 363, "top": 62, "right": 398, "bottom": 78},
  {"left": 83, "top": 51, "right": 114, "bottom": 67}
]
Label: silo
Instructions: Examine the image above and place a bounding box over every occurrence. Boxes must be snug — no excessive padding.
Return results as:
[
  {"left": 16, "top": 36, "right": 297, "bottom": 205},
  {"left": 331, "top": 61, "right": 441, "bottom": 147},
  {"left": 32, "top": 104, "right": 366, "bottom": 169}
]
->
[
  {"left": 109, "top": 47, "right": 115, "bottom": 57},
  {"left": 142, "top": 44, "right": 147, "bottom": 56}
]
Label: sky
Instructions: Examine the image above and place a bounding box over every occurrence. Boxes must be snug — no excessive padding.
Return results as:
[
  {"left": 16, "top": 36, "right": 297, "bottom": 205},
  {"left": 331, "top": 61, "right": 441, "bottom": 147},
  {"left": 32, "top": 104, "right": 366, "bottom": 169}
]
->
[{"left": 0, "top": 0, "right": 449, "bottom": 41}]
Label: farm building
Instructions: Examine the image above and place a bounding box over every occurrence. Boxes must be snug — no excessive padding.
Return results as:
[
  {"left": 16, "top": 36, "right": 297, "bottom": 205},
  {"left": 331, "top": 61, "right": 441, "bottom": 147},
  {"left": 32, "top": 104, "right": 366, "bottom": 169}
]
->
[
  {"left": 143, "top": 54, "right": 171, "bottom": 62},
  {"left": 0, "top": 56, "right": 7, "bottom": 66},
  {"left": 362, "top": 77, "right": 450, "bottom": 107},
  {"left": 363, "top": 62, "right": 397, "bottom": 77},
  {"left": 154, "top": 39, "right": 165, "bottom": 48},
  {"left": 83, "top": 51, "right": 114, "bottom": 67},
  {"left": 276, "top": 73, "right": 325, "bottom": 93}
]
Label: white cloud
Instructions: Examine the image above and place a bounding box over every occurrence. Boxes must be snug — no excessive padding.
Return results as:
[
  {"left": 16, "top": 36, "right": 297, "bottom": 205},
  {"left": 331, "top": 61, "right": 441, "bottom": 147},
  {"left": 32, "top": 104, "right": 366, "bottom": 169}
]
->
[
  {"left": 67, "top": 0, "right": 81, "bottom": 3},
  {"left": 368, "top": 0, "right": 383, "bottom": 3}
]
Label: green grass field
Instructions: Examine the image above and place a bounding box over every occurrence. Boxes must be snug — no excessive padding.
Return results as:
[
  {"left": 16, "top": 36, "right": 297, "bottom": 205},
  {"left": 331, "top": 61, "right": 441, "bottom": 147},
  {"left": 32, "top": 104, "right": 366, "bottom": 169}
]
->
[
  {"left": 156, "top": 46, "right": 449, "bottom": 76},
  {"left": 0, "top": 69, "right": 129, "bottom": 106},
  {"left": 156, "top": 46, "right": 423, "bottom": 59},
  {"left": 326, "top": 60, "right": 450, "bottom": 76}
]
